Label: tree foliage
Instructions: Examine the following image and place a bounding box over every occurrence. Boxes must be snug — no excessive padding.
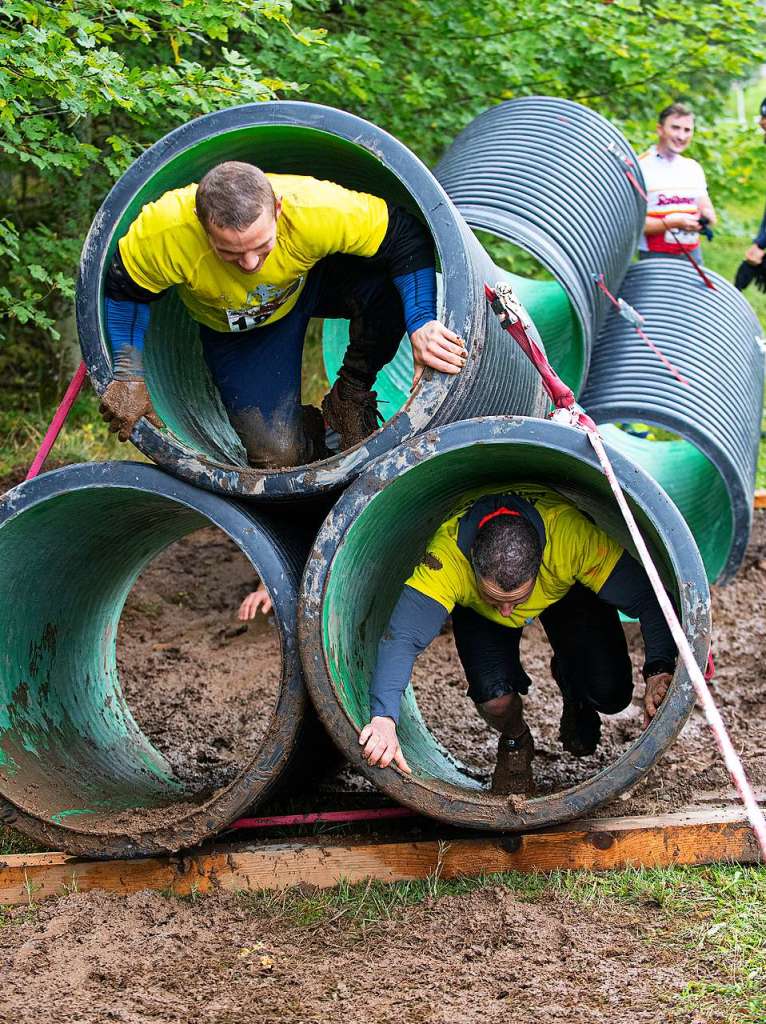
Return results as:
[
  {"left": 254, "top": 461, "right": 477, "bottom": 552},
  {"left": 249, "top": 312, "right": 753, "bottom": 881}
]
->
[{"left": 0, "top": 0, "right": 764, "bottom": 397}]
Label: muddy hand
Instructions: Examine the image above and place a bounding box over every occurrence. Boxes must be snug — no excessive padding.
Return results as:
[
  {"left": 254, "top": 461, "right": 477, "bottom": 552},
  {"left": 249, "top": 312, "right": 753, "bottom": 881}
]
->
[
  {"left": 410, "top": 320, "right": 466, "bottom": 389},
  {"left": 359, "top": 716, "right": 411, "bottom": 773},
  {"left": 643, "top": 672, "right": 672, "bottom": 728},
  {"left": 100, "top": 380, "right": 162, "bottom": 443}
]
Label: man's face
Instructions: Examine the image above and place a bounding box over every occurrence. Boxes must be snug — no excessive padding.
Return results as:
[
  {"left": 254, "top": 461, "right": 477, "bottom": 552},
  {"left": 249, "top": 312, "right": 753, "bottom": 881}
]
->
[
  {"left": 204, "top": 198, "right": 282, "bottom": 274},
  {"left": 476, "top": 574, "right": 536, "bottom": 618},
  {"left": 760, "top": 115, "right": 766, "bottom": 138},
  {"left": 656, "top": 114, "right": 694, "bottom": 156}
]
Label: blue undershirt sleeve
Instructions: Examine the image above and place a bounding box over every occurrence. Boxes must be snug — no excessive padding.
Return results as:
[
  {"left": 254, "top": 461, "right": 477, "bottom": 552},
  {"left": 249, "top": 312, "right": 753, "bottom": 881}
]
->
[
  {"left": 369, "top": 585, "right": 449, "bottom": 723},
  {"left": 105, "top": 297, "right": 150, "bottom": 380},
  {"left": 597, "top": 551, "right": 676, "bottom": 678},
  {"left": 393, "top": 267, "right": 437, "bottom": 336}
]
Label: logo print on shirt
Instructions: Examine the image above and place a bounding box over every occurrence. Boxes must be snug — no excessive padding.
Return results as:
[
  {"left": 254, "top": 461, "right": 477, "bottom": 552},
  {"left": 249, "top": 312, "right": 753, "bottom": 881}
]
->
[{"left": 225, "top": 276, "right": 304, "bottom": 332}]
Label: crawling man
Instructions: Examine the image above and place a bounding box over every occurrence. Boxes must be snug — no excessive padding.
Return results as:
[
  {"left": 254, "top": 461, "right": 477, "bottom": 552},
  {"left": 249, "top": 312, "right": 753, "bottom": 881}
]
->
[
  {"left": 360, "top": 485, "right": 676, "bottom": 793},
  {"left": 100, "top": 161, "right": 464, "bottom": 466}
]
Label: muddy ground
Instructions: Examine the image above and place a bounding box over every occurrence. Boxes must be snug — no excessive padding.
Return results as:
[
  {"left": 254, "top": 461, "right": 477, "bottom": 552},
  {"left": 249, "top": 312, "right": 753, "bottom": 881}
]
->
[
  {"left": 0, "top": 884, "right": 712, "bottom": 1024},
  {"left": 1, "top": 503, "right": 763, "bottom": 1023}
]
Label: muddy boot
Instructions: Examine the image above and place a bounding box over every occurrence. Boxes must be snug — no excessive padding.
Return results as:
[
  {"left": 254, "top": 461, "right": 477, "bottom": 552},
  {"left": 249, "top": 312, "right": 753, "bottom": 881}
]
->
[
  {"left": 550, "top": 655, "right": 602, "bottom": 757},
  {"left": 302, "top": 404, "right": 331, "bottom": 462},
  {"left": 491, "top": 725, "right": 535, "bottom": 795},
  {"left": 558, "top": 699, "right": 601, "bottom": 757},
  {"left": 321, "top": 378, "right": 383, "bottom": 450}
]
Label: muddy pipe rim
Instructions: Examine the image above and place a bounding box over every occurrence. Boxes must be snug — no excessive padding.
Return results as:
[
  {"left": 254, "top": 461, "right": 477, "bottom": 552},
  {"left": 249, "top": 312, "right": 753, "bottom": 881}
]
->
[
  {"left": 76, "top": 102, "right": 476, "bottom": 501},
  {"left": 0, "top": 461, "right": 308, "bottom": 857},
  {"left": 298, "top": 416, "right": 711, "bottom": 832}
]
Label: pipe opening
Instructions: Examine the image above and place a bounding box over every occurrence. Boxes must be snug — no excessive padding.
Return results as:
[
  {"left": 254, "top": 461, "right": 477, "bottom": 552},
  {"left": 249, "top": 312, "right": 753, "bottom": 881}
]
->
[
  {"left": 322, "top": 449, "right": 677, "bottom": 791},
  {"left": 103, "top": 124, "right": 440, "bottom": 470},
  {"left": 302, "top": 420, "right": 710, "bottom": 829},
  {"left": 0, "top": 473, "right": 295, "bottom": 846},
  {"left": 117, "top": 527, "right": 282, "bottom": 800}
]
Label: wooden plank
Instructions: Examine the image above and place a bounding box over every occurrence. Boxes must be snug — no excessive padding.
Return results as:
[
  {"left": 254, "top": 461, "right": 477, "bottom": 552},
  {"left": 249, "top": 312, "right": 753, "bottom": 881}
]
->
[
  {"left": 0, "top": 806, "right": 761, "bottom": 907},
  {"left": 755, "top": 489, "right": 766, "bottom": 509}
]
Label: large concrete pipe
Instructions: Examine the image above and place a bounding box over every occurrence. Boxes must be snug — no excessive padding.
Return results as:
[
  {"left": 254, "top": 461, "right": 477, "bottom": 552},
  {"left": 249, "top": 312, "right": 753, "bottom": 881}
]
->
[
  {"left": 0, "top": 462, "right": 323, "bottom": 857},
  {"left": 78, "top": 102, "right": 548, "bottom": 501},
  {"left": 580, "top": 260, "right": 764, "bottom": 583},
  {"left": 298, "top": 417, "right": 711, "bottom": 832},
  {"left": 434, "top": 97, "right": 647, "bottom": 394}
]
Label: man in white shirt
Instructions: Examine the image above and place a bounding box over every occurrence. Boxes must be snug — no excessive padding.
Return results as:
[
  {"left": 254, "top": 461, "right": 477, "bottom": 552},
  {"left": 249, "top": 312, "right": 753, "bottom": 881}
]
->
[{"left": 638, "top": 103, "right": 716, "bottom": 264}]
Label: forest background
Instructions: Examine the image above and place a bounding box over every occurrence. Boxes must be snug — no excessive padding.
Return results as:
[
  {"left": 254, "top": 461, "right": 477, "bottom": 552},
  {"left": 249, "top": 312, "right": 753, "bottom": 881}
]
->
[{"left": 1, "top": 0, "right": 765, "bottom": 476}]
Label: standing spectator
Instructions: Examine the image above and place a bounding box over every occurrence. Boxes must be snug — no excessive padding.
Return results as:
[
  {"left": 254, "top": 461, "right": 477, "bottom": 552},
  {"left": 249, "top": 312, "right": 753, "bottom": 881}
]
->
[
  {"left": 638, "top": 103, "right": 717, "bottom": 265},
  {"left": 735, "top": 96, "right": 766, "bottom": 291}
]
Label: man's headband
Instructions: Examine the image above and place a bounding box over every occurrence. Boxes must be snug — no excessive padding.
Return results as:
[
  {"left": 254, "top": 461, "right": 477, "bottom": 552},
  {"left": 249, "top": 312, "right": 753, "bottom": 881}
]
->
[{"left": 477, "top": 507, "right": 520, "bottom": 530}]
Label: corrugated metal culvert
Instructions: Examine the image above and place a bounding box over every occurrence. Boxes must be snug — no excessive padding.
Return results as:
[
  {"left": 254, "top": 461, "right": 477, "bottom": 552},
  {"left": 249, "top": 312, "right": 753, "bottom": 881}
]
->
[
  {"left": 298, "top": 417, "right": 711, "bottom": 832},
  {"left": 580, "top": 259, "right": 765, "bottom": 583},
  {"left": 435, "top": 96, "right": 647, "bottom": 394},
  {"left": 77, "top": 101, "right": 549, "bottom": 501}
]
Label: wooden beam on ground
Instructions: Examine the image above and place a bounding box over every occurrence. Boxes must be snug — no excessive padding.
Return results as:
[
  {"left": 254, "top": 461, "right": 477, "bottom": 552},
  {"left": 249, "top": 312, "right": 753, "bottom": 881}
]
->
[
  {"left": 755, "top": 489, "right": 766, "bottom": 509},
  {"left": 0, "top": 806, "right": 761, "bottom": 907}
]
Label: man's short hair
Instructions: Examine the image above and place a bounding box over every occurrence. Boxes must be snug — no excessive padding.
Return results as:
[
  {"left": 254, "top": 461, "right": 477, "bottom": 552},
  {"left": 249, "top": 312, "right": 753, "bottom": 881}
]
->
[
  {"left": 471, "top": 515, "right": 542, "bottom": 591},
  {"left": 658, "top": 102, "right": 694, "bottom": 125},
  {"left": 195, "top": 161, "right": 276, "bottom": 231}
]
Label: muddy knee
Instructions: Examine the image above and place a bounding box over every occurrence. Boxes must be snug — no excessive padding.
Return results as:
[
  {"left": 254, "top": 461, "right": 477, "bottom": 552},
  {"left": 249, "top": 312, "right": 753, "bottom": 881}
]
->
[{"left": 477, "top": 692, "right": 524, "bottom": 734}]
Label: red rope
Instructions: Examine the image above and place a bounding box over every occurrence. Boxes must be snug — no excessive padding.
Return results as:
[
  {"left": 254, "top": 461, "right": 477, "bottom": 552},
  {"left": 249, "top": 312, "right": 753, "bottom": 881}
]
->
[
  {"left": 594, "top": 275, "right": 689, "bottom": 386},
  {"left": 26, "top": 362, "right": 88, "bottom": 481},
  {"left": 227, "top": 807, "right": 416, "bottom": 831}
]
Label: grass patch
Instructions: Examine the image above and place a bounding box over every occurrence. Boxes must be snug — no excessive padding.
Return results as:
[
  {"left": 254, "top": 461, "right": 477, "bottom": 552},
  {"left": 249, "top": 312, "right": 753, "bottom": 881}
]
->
[
  {"left": 0, "top": 386, "right": 137, "bottom": 483},
  {"left": 0, "top": 826, "right": 43, "bottom": 856},
  {"left": 231, "top": 862, "right": 764, "bottom": 1022}
]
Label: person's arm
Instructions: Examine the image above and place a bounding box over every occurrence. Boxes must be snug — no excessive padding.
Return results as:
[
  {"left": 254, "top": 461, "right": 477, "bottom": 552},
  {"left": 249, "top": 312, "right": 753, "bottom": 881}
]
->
[
  {"left": 374, "top": 205, "right": 466, "bottom": 385},
  {"left": 597, "top": 551, "right": 677, "bottom": 725},
  {"left": 697, "top": 192, "right": 716, "bottom": 225},
  {"left": 644, "top": 211, "right": 700, "bottom": 235},
  {"left": 99, "top": 247, "right": 167, "bottom": 441},
  {"left": 359, "top": 585, "right": 449, "bottom": 771}
]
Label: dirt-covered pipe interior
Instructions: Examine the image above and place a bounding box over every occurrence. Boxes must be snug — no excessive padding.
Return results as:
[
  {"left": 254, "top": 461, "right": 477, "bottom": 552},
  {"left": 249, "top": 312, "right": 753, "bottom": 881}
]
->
[
  {"left": 580, "top": 259, "right": 765, "bottom": 583},
  {"left": 299, "top": 417, "right": 711, "bottom": 832},
  {"left": 78, "top": 101, "right": 547, "bottom": 501},
  {"left": 0, "top": 462, "right": 314, "bottom": 857}
]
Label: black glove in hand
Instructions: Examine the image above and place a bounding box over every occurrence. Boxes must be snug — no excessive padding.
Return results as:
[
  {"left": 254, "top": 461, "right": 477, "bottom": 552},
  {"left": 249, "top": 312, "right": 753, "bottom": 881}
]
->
[{"left": 99, "top": 379, "right": 163, "bottom": 442}]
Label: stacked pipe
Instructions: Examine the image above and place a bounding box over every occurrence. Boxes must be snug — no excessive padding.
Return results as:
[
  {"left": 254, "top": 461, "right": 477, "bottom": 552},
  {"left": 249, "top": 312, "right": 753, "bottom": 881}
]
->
[
  {"left": 1, "top": 96, "right": 755, "bottom": 854},
  {"left": 580, "top": 259, "right": 764, "bottom": 583}
]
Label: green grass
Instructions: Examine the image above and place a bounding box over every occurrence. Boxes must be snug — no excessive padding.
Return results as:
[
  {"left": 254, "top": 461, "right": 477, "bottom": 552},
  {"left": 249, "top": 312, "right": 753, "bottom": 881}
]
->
[{"left": 0, "top": 386, "right": 135, "bottom": 483}]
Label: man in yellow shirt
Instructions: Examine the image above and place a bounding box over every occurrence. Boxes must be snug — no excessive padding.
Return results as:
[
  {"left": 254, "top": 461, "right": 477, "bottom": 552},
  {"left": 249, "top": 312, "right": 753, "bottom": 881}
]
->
[
  {"left": 100, "top": 162, "right": 465, "bottom": 466},
  {"left": 359, "top": 486, "right": 676, "bottom": 794}
]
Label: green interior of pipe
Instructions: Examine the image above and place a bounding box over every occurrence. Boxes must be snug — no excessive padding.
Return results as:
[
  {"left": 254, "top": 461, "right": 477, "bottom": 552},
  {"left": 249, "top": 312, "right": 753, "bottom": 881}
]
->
[
  {"left": 0, "top": 489, "right": 211, "bottom": 825},
  {"left": 322, "top": 267, "right": 583, "bottom": 416},
  {"left": 321, "top": 442, "right": 678, "bottom": 788},
  {"left": 106, "top": 125, "right": 426, "bottom": 463},
  {"left": 599, "top": 424, "right": 732, "bottom": 583},
  {"left": 474, "top": 231, "right": 585, "bottom": 394}
]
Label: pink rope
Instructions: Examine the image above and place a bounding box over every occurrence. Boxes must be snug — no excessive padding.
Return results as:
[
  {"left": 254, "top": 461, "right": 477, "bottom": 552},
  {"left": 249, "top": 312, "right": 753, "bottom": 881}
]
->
[
  {"left": 26, "top": 362, "right": 88, "bottom": 481},
  {"left": 594, "top": 275, "right": 689, "bottom": 386},
  {"left": 227, "top": 807, "right": 416, "bottom": 831},
  {"left": 487, "top": 283, "right": 766, "bottom": 858}
]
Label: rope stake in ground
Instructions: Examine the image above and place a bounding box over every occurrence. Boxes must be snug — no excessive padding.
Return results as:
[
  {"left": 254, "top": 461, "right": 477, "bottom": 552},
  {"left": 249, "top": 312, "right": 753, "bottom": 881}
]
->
[
  {"left": 25, "top": 361, "right": 88, "bottom": 481},
  {"left": 593, "top": 273, "right": 690, "bottom": 385},
  {"left": 486, "top": 281, "right": 766, "bottom": 858}
]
